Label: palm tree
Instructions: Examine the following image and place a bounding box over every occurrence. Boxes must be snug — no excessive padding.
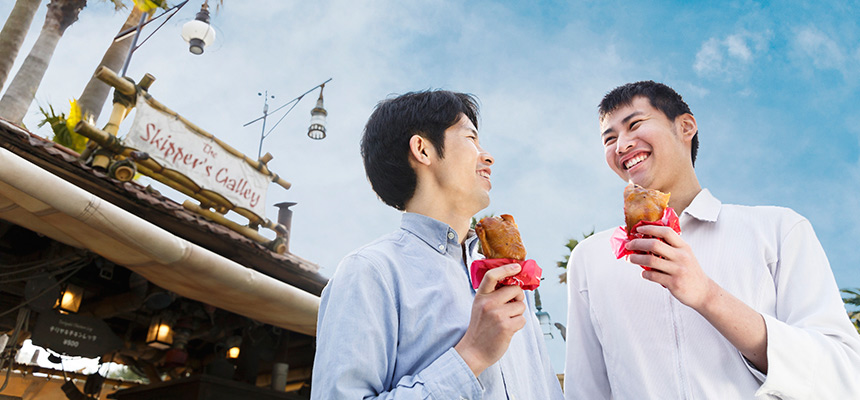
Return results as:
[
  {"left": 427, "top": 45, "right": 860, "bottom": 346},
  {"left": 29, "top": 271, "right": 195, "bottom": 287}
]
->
[
  {"left": 0, "top": 0, "right": 43, "bottom": 92},
  {"left": 556, "top": 230, "right": 594, "bottom": 283},
  {"left": 0, "top": 0, "right": 87, "bottom": 125},
  {"left": 842, "top": 288, "right": 860, "bottom": 334},
  {"left": 76, "top": 4, "right": 142, "bottom": 123}
]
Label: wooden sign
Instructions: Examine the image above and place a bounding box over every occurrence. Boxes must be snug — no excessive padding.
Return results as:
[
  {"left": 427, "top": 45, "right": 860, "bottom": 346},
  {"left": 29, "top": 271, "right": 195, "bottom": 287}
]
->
[{"left": 124, "top": 96, "right": 270, "bottom": 218}]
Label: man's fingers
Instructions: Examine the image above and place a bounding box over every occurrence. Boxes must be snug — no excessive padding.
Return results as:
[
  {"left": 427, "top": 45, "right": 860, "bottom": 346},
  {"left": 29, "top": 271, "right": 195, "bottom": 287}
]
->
[
  {"left": 499, "top": 298, "right": 526, "bottom": 318},
  {"left": 642, "top": 269, "right": 672, "bottom": 288},
  {"left": 636, "top": 225, "right": 683, "bottom": 247},
  {"left": 477, "top": 263, "right": 522, "bottom": 294}
]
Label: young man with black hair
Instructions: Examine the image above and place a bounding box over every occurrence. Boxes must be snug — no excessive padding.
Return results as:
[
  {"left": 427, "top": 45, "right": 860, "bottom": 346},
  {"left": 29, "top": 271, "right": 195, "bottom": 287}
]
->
[
  {"left": 564, "top": 80, "right": 860, "bottom": 399},
  {"left": 312, "top": 90, "right": 563, "bottom": 399}
]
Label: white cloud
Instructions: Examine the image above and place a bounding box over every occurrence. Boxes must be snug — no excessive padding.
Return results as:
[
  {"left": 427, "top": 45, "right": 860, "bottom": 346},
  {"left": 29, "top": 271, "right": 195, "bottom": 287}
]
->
[
  {"left": 693, "top": 30, "right": 770, "bottom": 82},
  {"left": 792, "top": 26, "right": 847, "bottom": 73}
]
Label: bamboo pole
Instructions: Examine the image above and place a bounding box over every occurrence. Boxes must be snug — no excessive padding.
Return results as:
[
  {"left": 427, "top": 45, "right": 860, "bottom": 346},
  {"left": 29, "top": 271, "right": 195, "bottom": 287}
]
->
[{"left": 183, "top": 200, "right": 286, "bottom": 254}]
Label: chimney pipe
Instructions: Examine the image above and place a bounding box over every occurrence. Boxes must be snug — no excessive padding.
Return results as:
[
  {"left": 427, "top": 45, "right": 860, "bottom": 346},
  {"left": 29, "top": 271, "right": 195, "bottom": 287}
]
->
[{"left": 274, "top": 202, "right": 296, "bottom": 253}]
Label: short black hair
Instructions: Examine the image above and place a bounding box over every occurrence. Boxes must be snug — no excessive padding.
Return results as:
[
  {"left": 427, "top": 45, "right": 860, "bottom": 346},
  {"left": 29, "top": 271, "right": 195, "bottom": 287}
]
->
[
  {"left": 361, "top": 90, "right": 479, "bottom": 210},
  {"left": 599, "top": 80, "right": 699, "bottom": 166}
]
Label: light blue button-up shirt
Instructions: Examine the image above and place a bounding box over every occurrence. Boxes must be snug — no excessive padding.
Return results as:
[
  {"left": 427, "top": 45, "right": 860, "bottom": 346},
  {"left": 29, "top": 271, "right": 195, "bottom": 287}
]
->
[{"left": 311, "top": 212, "right": 563, "bottom": 399}]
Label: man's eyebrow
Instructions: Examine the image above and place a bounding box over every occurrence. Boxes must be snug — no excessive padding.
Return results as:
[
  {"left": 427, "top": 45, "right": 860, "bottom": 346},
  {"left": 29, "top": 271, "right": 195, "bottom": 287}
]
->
[
  {"left": 601, "top": 111, "right": 644, "bottom": 136},
  {"left": 468, "top": 127, "right": 479, "bottom": 137}
]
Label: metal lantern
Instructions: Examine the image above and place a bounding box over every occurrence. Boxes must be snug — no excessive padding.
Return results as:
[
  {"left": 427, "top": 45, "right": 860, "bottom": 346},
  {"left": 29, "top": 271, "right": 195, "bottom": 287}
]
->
[
  {"left": 54, "top": 284, "right": 84, "bottom": 314},
  {"left": 181, "top": 2, "right": 216, "bottom": 55},
  {"left": 307, "top": 86, "right": 327, "bottom": 140},
  {"left": 146, "top": 314, "right": 174, "bottom": 350}
]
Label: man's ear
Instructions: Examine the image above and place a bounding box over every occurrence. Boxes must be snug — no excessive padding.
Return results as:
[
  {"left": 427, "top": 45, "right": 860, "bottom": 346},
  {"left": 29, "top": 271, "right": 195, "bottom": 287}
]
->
[
  {"left": 676, "top": 113, "right": 698, "bottom": 144},
  {"left": 409, "top": 135, "right": 433, "bottom": 166}
]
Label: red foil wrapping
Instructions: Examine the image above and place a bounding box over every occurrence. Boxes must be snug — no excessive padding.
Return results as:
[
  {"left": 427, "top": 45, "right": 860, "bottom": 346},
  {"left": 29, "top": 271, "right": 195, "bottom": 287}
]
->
[
  {"left": 610, "top": 207, "right": 681, "bottom": 270},
  {"left": 470, "top": 258, "right": 542, "bottom": 291}
]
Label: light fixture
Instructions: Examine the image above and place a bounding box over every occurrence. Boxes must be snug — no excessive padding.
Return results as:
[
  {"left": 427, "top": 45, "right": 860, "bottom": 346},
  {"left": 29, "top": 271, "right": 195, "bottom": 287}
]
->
[
  {"left": 307, "top": 85, "right": 327, "bottom": 140},
  {"left": 181, "top": 1, "right": 215, "bottom": 55},
  {"left": 225, "top": 335, "right": 241, "bottom": 359},
  {"left": 54, "top": 284, "right": 83, "bottom": 314},
  {"left": 146, "top": 314, "right": 174, "bottom": 350}
]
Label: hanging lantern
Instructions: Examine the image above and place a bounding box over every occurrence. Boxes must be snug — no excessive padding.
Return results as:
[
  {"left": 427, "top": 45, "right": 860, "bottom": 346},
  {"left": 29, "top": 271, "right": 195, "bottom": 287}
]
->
[
  {"left": 54, "top": 284, "right": 83, "bottom": 314},
  {"left": 146, "top": 315, "right": 174, "bottom": 350},
  {"left": 181, "top": 2, "right": 216, "bottom": 55},
  {"left": 307, "top": 85, "right": 327, "bottom": 140},
  {"left": 225, "top": 335, "right": 241, "bottom": 359}
]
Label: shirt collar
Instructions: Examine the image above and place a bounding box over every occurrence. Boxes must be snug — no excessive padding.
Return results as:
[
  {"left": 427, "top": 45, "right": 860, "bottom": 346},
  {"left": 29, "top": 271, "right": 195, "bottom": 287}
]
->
[
  {"left": 400, "top": 212, "right": 462, "bottom": 254},
  {"left": 682, "top": 188, "right": 721, "bottom": 222}
]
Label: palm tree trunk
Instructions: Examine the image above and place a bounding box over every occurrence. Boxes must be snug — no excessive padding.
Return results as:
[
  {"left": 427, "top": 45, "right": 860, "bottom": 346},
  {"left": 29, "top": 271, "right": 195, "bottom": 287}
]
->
[
  {"left": 77, "top": 6, "right": 142, "bottom": 124},
  {"left": 0, "top": 0, "right": 86, "bottom": 125},
  {"left": 0, "top": 0, "right": 43, "bottom": 92}
]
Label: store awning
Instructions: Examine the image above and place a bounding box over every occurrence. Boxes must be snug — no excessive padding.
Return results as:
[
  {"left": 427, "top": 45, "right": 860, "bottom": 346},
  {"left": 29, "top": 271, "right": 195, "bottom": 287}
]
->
[{"left": 0, "top": 146, "right": 319, "bottom": 336}]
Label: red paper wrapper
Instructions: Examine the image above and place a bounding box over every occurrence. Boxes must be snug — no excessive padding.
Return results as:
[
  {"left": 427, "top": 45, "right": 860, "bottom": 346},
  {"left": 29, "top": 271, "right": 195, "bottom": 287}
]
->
[
  {"left": 610, "top": 207, "right": 681, "bottom": 270},
  {"left": 470, "top": 258, "right": 542, "bottom": 291}
]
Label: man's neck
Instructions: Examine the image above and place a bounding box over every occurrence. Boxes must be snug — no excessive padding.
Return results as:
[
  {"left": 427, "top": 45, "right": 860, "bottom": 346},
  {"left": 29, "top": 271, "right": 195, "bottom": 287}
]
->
[
  {"left": 665, "top": 174, "right": 702, "bottom": 215},
  {"left": 405, "top": 197, "right": 472, "bottom": 244}
]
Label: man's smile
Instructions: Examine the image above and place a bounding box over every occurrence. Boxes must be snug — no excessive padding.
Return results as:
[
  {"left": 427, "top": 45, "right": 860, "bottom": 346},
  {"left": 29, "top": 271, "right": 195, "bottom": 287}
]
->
[{"left": 623, "top": 152, "right": 649, "bottom": 170}]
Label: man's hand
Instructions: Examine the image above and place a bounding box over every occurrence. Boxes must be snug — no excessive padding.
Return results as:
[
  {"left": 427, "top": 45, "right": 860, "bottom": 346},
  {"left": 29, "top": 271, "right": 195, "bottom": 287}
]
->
[
  {"left": 455, "top": 263, "right": 527, "bottom": 377},
  {"left": 626, "top": 225, "right": 716, "bottom": 310},
  {"left": 626, "top": 225, "right": 769, "bottom": 372}
]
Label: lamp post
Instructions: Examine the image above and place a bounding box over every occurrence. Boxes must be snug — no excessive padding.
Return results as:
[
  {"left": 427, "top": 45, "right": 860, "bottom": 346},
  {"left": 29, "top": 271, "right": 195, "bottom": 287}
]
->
[
  {"left": 115, "top": 0, "right": 215, "bottom": 77},
  {"left": 243, "top": 78, "right": 332, "bottom": 159},
  {"left": 534, "top": 288, "right": 554, "bottom": 339}
]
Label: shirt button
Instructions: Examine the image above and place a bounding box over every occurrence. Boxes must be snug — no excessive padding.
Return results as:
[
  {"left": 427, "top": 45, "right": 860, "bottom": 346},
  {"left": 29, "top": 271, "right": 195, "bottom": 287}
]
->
[
  {"left": 438, "top": 244, "right": 445, "bottom": 251},
  {"left": 447, "top": 232, "right": 455, "bottom": 240}
]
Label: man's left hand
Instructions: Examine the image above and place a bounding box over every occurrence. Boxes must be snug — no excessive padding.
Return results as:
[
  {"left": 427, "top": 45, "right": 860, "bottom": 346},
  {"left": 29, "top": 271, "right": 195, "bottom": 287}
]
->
[{"left": 625, "top": 225, "right": 716, "bottom": 311}]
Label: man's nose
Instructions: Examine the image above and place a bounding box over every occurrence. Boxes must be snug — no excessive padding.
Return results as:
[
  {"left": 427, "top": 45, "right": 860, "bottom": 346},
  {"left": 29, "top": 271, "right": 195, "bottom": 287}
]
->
[
  {"left": 616, "top": 132, "right": 635, "bottom": 155},
  {"left": 482, "top": 150, "right": 494, "bottom": 166}
]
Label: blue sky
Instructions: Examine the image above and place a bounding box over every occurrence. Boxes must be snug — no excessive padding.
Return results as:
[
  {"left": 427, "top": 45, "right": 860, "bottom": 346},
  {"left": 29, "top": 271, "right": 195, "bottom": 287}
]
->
[{"left": 2, "top": 0, "right": 858, "bottom": 372}]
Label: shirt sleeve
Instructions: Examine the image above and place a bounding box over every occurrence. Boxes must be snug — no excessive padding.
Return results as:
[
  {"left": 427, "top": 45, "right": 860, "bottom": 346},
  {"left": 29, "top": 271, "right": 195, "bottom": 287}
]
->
[
  {"left": 564, "top": 247, "right": 612, "bottom": 400},
  {"left": 754, "top": 219, "right": 860, "bottom": 399},
  {"left": 310, "top": 253, "right": 483, "bottom": 400}
]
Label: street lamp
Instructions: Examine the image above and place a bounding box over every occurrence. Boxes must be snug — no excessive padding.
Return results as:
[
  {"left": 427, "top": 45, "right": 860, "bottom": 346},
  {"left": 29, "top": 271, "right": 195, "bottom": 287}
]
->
[
  {"left": 243, "top": 78, "right": 332, "bottom": 159},
  {"left": 115, "top": 1, "right": 194, "bottom": 77},
  {"left": 308, "top": 84, "right": 328, "bottom": 140},
  {"left": 181, "top": 1, "right": 216, "bottom": 55}
]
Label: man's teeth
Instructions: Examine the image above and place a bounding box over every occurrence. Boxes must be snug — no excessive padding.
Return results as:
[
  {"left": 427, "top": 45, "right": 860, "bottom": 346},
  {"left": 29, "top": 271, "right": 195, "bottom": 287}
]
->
[
  {"left": 625, "top": 154, "right": 648, "bottom": 169},
  {"left": 478, "top": 171, "right": 490, "bottom": 179}
]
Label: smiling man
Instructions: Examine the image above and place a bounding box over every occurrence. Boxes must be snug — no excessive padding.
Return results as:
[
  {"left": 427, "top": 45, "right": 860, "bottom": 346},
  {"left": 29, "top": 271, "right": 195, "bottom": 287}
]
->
[
  {"left": 564, "top": 81, "right": 860, "bottom": 399},
  {"left": 311, "top": 90, "right": 563, "bottom": 399}
]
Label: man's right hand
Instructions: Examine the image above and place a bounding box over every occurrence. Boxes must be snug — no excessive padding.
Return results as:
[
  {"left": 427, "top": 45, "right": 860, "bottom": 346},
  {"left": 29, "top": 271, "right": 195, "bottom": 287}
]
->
[{"left": 454, "top": 263, "right": 527, "bottom": 377}]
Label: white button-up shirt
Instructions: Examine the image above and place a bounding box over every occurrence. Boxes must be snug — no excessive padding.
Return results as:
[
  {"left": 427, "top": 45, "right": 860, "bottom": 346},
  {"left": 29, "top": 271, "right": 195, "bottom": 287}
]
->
[{"left": 564, "top": 189, "right": 860, "bottom": 399}]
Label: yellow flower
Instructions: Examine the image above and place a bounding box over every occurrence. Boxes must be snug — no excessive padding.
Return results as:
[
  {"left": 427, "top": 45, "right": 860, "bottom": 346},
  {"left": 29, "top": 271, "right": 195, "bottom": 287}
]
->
[
  {"left": 132, "top": 0, "right": 164, "bottom": 13},
  {"left": 65, "top": 99, "right": 81, "bottom": 133},
  {"left": 64, "top": 100, "right": 88, "bottom": 153}
]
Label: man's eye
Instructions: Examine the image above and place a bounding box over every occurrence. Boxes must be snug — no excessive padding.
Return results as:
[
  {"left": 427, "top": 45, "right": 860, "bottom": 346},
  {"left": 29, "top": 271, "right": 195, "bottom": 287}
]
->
[
  {"left": 630, "top": 120, "right": 642, "bottom": 129},
  {"left": 604, "top": 136, "right": 616, "bottom": 145}
]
